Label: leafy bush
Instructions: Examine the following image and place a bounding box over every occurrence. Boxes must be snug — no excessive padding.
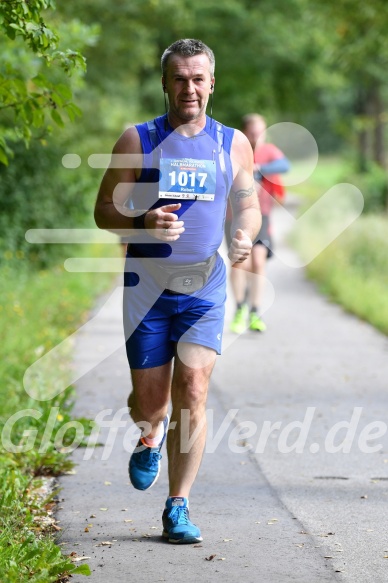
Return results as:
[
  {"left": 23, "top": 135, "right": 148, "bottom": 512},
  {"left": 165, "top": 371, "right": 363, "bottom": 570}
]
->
[
  {"left": 0, "top": 140, "right": 96, "bottom": 267},
  {"left": 340, "top": 162, "right": 388, "bottom": 213}
]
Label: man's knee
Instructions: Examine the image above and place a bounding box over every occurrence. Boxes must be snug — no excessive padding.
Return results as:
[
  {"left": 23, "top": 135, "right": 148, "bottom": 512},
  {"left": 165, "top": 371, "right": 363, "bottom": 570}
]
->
[
  {"left": 185, "top": 382, "right": 208, "bottom": 406},
  {"left": 176, "top": 342, "right": 216, "bottom": 371},
  {"left": 172, "top": 374, "right": 209, "bottom": 411}
]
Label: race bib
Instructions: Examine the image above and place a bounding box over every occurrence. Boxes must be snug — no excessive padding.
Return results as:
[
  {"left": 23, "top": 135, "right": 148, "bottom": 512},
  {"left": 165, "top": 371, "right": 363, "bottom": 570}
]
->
[{"left": 159, "top": 158, "right": 216, "bottom": 201}]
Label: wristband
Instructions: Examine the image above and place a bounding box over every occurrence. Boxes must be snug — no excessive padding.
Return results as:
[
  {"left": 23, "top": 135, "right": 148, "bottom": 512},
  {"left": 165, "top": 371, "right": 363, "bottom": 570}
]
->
[
  {"left": 133, "top": 213, "right": 146, "bottom": 229},
  {"left": 253, "top": 170, "right": 263, "bottom": 182}
]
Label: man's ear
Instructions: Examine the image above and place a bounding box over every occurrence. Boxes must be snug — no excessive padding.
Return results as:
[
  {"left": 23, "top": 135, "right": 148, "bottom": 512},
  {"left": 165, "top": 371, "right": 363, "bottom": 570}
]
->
[{"left": 162, "top": 77, "right": 166, "bottom": 92}]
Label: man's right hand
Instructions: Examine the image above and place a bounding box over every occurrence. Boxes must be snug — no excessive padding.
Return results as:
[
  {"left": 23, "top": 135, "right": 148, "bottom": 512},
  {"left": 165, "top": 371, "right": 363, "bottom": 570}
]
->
[{"left": 144, "top": 203, "right": 185, "bottom": 241}]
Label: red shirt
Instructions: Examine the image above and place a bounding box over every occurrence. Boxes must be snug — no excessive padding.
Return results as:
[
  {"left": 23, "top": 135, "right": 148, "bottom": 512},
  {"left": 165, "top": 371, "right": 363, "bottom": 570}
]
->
[
  {"left": 255, "top": 143, "right": 285, "bottom": 215},
  {"left": 225, "top": 142, "right": 285, "bottom": 221}
]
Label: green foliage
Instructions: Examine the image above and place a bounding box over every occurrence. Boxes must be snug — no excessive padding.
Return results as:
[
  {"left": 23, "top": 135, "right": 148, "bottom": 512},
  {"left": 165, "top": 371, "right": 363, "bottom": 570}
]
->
[
  {"left": 61, "top": 0, "right": 330, "bottom": 129},
  {"left": 0, "top": 1, "right": 99, "bottom": 164},
  {"left": 305, "top": 215, "right": 388, "bottom": 336},
  {"left": 288, "top": 156, "right": 345, "bottom": 201},
  {"left": 0, "top": 244, "right": 116, "bottom": 580},
  {"left": 0, "top": 469, "right": 91, "bottom": 581},
  {"left": 340, "top": 162, "right": 388, "bottom": 213},
  {"left": 0, "top": 139, "right": 97, "bottom": 267},
  {"left": 0, "top": 244, "right": 117, "bottom": 427},
  {"left": 312, "top": 0, "right": 388, "bottom": 83},
  {"left": 0, "top": 388, "right": 96, "bottom": 477},
  {"left": 1, "top": 1, "right": 59, "bottom": 52},
  {"left": 291, "top": 157, "right": 388, "bottom": 336},
  {"left": 0, "top": 244, "right": 117, "bottom": 474},
  {"left": 3, "top": 0, "right": 388, "bottom": 164},
  {"left": 308, "top": 0, "right": 388, "bottom": 169},
  {"left": 0, "top": 246, "right": 117, "bottom": 470}
]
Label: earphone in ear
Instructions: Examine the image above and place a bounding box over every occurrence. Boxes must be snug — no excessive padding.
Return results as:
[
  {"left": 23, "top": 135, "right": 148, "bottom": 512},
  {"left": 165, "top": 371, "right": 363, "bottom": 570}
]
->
[
  {"left": 210, "top": 84, "right": 214, "bottom": 90},
  {"left": 163, "top": 84, "right": 166, "bottom": 92}
]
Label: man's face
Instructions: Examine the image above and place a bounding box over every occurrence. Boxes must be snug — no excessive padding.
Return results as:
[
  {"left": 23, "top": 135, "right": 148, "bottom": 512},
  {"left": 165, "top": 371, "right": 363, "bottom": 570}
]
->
[
  {"left": 244, "top": 119, "right": 267, "bottom": 149},
  {"left": 162, "top": 53, "right": 214, "bottom": 123}
]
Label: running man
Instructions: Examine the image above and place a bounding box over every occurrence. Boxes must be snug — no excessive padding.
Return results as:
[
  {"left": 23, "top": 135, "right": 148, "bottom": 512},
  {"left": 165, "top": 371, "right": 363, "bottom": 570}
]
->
[{"left": 94, "top": 39, "right": 261, "bottom": 543}]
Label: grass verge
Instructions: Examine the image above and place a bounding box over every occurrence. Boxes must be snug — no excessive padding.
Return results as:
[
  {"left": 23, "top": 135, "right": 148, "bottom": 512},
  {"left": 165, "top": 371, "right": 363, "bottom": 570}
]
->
[
  {"left": 290, "top": 156, "right": 388, "bottom": 336},
  {"left": 0, "top": 242, "right": 121, "bottom": 581}
]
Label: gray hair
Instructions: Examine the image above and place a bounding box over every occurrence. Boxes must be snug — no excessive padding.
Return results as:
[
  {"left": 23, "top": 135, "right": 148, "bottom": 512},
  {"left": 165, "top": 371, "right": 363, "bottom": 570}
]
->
[{"left": 161, "top": 39, "right": 215, "bottom": 78}]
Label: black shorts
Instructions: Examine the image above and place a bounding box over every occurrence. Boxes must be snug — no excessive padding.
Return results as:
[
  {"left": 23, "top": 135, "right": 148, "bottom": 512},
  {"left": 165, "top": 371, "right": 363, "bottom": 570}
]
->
[{"left": 253, "top": 215, "right": 273, "bottom": 258}]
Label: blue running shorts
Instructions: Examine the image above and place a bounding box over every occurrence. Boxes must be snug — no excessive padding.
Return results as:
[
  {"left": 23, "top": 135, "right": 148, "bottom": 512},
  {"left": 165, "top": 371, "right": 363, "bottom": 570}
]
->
[{"left": 123, "top": 252, "right": 226, "bottom": 369}]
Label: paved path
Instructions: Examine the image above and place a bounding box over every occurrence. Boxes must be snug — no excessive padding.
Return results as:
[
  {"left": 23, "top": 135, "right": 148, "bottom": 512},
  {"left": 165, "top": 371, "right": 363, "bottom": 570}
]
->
[{"left": 57, "top": 197, "right": 388, "bottom": 582}]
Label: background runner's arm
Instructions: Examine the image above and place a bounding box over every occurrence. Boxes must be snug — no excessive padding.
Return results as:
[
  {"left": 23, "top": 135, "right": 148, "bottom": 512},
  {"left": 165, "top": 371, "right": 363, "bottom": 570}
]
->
[{"left": 259, "top": 157, "right": 290, "bottom": 175}]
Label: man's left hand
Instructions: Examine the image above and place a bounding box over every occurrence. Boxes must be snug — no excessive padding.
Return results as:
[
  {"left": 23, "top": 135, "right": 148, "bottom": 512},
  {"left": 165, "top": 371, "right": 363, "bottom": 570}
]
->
[{"left": 228, "top": 228, "right": 253, "bottom": 264}]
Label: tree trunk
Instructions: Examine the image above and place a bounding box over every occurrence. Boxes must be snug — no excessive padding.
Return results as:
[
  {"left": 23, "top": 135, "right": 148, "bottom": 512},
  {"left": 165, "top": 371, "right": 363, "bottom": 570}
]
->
[
  {"left": 358, "top": 129, "right": 368, "bottom": 173},
  {"left": 355, "top": 87, "right": 368, "bottom": 173},
  {"left": 370, "top": 84, "right": 385, "bottom": 168}
]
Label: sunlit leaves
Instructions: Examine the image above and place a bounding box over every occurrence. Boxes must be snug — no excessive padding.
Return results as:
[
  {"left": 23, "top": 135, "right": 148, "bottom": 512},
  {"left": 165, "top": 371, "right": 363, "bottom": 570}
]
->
[{"left": 0, "top": 1, "right": 94, "bottom": 164}]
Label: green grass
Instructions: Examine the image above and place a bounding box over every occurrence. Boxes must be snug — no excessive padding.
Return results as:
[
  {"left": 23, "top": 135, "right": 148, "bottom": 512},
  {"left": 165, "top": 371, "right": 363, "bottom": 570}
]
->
[
  {"left": 287, "top": 155, "right": 347, "bottom": 200},
  {"left": 0, "top": 471, "right": 91, "bottom": 582},
  {"left": 303, "top": 215, "right": 388, "bottom": 335},
  {"left": 0, "top": 242, "right": 121, "bottom": 581},
  {"left": 290, "top": 156, "right": 388, "bottom": 336}
]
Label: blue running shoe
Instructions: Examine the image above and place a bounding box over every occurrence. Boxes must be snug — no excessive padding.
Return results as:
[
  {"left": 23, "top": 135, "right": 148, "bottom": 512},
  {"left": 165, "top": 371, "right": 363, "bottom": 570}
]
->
[
  {"left": 162, "top": 497, "right": 203, "bottom": 544},
  {"left": 129, "top": 415, "right": 169, "bottom": 491}
]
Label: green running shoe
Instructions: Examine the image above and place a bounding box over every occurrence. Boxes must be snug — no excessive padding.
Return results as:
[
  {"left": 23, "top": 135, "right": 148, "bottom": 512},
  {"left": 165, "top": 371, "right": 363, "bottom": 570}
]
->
[
  {"left": 230, "top": 304, "right": 249, "bottom": 334},
  {"left": 249, "top": 312, "right": 267, "bottom": 332}
]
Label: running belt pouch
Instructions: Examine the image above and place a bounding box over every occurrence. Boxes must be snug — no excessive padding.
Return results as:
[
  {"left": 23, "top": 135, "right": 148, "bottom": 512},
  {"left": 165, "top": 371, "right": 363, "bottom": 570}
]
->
[
  {"left": 128, "top": 247, "right": 217, "bottom": 294},
  {"left": 151, "top": 254, "right": 216, "bottom": 294}
]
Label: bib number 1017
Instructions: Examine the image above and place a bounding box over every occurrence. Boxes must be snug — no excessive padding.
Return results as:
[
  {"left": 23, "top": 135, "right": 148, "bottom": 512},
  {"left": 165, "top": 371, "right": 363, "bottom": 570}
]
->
[{"left": 168, "top": 170, "right": 207, "bottom": 188}]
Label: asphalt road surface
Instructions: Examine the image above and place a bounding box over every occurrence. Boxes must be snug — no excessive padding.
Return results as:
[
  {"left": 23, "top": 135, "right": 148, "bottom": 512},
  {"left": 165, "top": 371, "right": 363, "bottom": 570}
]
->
[{"left": 57, "top": 196, "right": 388, "bottom": 583}]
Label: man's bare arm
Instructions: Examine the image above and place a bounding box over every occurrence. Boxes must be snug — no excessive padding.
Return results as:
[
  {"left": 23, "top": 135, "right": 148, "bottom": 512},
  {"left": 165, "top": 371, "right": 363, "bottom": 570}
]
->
[
  {"left": 228, "top": 130, "right": 262, "bottom": 262},
  {"left": 232, "top": 183, "right": 256, "bottom": 200},
  {"left": 94, "top": 127, "right": 141, "bottom": 233},
  {"left": 229, "top": 179, "right": 261, "bottom": 242},
  {"left": 94, "top": 127, "right": 184, "bottom": 241}
]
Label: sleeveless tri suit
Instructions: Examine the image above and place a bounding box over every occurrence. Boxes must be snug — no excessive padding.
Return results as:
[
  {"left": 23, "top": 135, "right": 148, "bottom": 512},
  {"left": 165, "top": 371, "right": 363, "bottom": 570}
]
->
[{"left": 123, "top": 114, "right": 235, "bottom": 368}]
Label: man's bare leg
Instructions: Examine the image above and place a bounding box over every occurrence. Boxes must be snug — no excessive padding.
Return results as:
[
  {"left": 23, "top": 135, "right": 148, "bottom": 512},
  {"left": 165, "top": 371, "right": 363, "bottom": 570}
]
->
[
  {"left": 128, "top": 362, "right": 172, "bottom": 438},
  {"left": 128, "top": 362, "right": 173, "bottom": 491},
  {"left": 167, "top": 342, "right": 216, "bottom": 498}
]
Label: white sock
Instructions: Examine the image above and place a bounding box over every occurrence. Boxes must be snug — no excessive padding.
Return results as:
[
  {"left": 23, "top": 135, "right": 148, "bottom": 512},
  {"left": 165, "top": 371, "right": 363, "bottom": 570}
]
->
[{"left": 141, "top": 423, "right": 164, "bottom": 447}]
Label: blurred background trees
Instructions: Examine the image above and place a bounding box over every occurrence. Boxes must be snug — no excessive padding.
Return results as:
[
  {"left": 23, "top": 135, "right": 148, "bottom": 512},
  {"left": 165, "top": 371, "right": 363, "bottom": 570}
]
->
[{"left": 1, "top": 0, "right": 387, "bottom": 264}]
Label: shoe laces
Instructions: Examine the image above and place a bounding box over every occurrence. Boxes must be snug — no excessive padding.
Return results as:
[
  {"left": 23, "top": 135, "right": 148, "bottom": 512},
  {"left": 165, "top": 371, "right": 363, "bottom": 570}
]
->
[
  {"left": 168, "top": 505, "right": 189, "bottom": 525},
  {"left": 137, "top": 446, "right": 162, "bottom": 468}
]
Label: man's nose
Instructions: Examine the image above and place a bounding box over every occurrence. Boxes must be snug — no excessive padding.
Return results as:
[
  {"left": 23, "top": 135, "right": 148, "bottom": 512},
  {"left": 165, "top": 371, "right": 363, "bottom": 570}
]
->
[{"left": 183, "top": 80, "right": 195, "bottom": 93}]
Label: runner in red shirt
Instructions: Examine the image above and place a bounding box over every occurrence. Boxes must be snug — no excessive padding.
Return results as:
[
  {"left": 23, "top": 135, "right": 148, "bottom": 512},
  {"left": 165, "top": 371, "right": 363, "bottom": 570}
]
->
[{"left": 228, "top": 114, "right": 289, "bottom": 333}]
